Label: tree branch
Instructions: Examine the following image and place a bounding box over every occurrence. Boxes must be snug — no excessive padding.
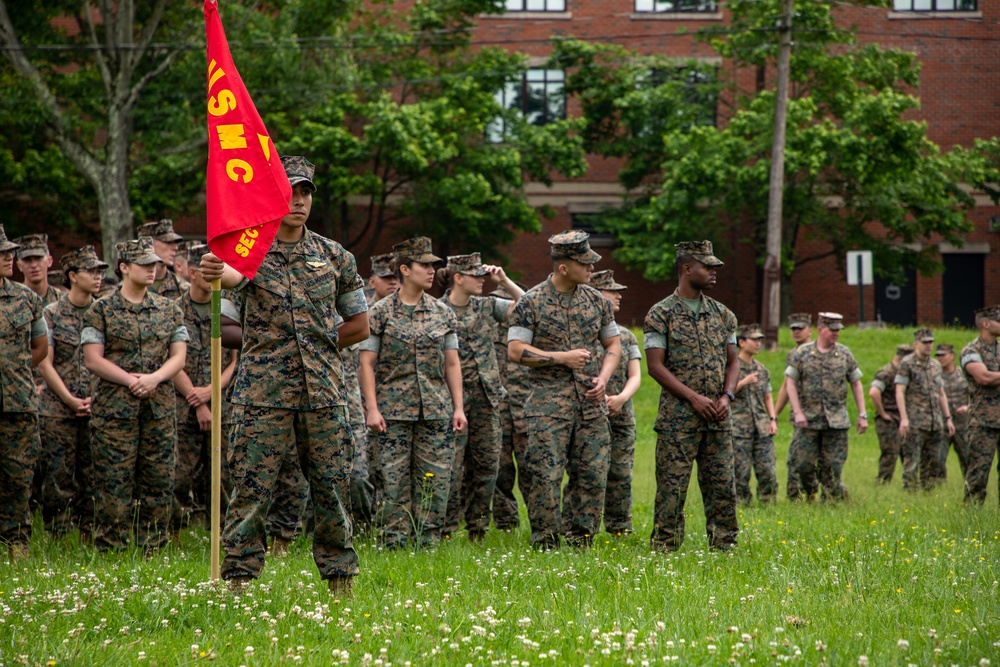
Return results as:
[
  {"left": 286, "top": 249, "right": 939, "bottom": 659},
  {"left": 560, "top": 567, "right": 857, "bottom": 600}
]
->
[
  {"left": 79, "top": 4, "right": 112, "bottom": 95},
  {"left": 794, "top": 248, "right": 836, "bottom": 268},
  {"left": 131, "top": 0, "right": 168, "bottom": 71},
  {"left": 123, "top": 46, "right": 182, "bottom": 112}
]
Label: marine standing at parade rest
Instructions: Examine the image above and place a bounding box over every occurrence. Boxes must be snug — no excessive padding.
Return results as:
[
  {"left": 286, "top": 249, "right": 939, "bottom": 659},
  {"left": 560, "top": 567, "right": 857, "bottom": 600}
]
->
[
  {"left": 440, "top": 253, "right": 523, "bottom": 541},
  {"left": 785, "top": 312, "right": 867, "bottom": 501},
  {"left": 201, "top": 156, "right": 369, "bottom": 594},
  {"left": 731, "top": 324, "right": 778, "bottom": 504},
  {"left": 136, "top": 220, "right": 189, "bottom": 301},
  {"left": 936, "top": 343, "right": 969, "bottom": 480},
  {"left": 360, "top": 236, "right": 466, "bottom": 549},
  {"left": 36, "top": 246, "right": 107, "bottom": 536},
  {"left": 491, "top": 283, "right": 532, "bottom": 532},
  {"left": 0, "top": 226, "right": 48, "bottom": 559},
  {"left": 895, "top": 328, "right": 953, "bottom": 490},
  {"left": 869, "top": 343, "right": 912, "bottom": 484},
  {"left": 776, "top": 313, "right": 819, "bottom": 499},
  {"left": 959, "top": 305, "right": 1000, "bottom": 506},
  {"left": 171, "top": 244, "right": 238, "bottom": 526},
  {"left": 82, "top": 237, "right": 188, "bottom": 551},
  {"left": 643, "top": 240, "right": 738, "bottom": 551},
  {"left": 591, "top": 269, "right": 642, "bottom": 535},
  {"left": 507, "top": 231, "right": 620, "bottom": 550}
]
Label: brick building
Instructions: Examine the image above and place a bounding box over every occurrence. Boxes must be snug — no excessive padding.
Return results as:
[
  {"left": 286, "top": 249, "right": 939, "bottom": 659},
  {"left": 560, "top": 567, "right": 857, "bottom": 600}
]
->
[{"left": 473, "top": 0, "right": 999, "bottom": 327}]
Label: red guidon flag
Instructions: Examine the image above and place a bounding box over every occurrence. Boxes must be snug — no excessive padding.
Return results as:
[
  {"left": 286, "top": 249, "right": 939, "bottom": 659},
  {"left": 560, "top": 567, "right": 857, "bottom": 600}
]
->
[{"left": 204, "top": 0, "right": 290, "bottom": 279}]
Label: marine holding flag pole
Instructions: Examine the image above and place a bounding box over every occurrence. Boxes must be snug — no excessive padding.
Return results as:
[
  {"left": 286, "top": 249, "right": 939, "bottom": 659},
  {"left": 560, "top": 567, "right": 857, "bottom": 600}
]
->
[{"left": 204, "top": 0, "right": 291, "bottom": 580}]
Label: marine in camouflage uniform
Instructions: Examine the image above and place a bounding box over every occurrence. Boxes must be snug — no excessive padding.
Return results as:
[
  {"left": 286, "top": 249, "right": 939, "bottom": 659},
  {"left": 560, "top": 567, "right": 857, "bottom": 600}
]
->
[
  {"left": 959, "top": 305, "right": 1000, "bottom": 505},
  {"left": 137, "top": 220, "right": 189, "bottom": 301},
  {"left": 82, "top": 237, "right": 189, "bottom": 551},
  {"left": 440, "top": 253, "right": 521, "bottom": 540},
  {"left": 895, "top": 328, "right": 953, "bottom": 491},
  {"left": 360, "top": 237, "right": 464, "bottom": 549},
  {"left": 936, "top": 343, "right": 970, "bottom": 480},
  {"left": 507, "top": 231, "right": 620, "bottom": 549},
  {"left": 171, "top": 245, "right": 237, "bottom": 527},
  {"left": 201, "top": 156, "right": 368, "bottom": 589},
  {"left": 591, "top": 270, "right": 642, "bottom": 534},
  {"left": 780, "top": 313, "right": 819, "bottom": 500},
  {"left": 644, "top": 241, "right": 738, "bottom": 552},
  {"left": 37, "top": 246, "right": 107, "bottom": 535},
  {"left": 0, "top": 226, "right": 48, "bottom": 554},
  {"left": 15, "top": 234, "right": 66, "bottom": 510},
  {"left": 785, "top": 312, "right": 867, "bottom": 502},
  {"left": 731, "top": 324, "right": 778, "bottom": 504},
  {"left": 869, "top": 344, "right": 912, "bottom": 484},
  {"left": 491, "top": 284, "right": 532, "bottom": 531}
]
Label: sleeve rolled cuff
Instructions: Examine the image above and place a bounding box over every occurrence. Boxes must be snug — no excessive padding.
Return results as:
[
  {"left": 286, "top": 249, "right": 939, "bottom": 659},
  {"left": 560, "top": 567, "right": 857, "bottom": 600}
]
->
[
  {"left": 80, "top": 326, "right": 104, "bottom": 345},
  {"left": 171, "top": 325, "right": 190, "bottom": 343},
  {"left": 849, "top": 368, "right": 863, "bottom": 382},
  {"left": 443, "top": 333, "right": 459, "bottom": 351},
  {"left": 336, "top": 289, "right": 369, "bottom": 318},
  {"left": 643, "top": 332, "right": 666, "bottom": 350},
  {"left": 871, "top": 379, "right": 886, "bottom": 392},
  {"left": 507, "top": 326, "right": 534, "bottom": 345},
  {"left": 784, "top": 366, "right": 800, "bottom": 381},
  {"left": 220, "top": 298, "right": 240, "bottom": 322},
  {"left": 628, "top": 344, "right": 642, "bottom": 361},
  {"left": 894, "top": 374, "right": 909, "bottom": 386},
  {"left": 960, "top": 353, "right": 983, "bottom": 369},
  {"left": 358, "top": 334, "right": 380, "bottom": 354},
  {"left": 31, "top": 317, "right": 48, "bottom": 338},
  {"left": 599, "top": 322, "right": 621, "bottom": 340},
  {"left": 727, "top": 333, "right": 737, "bottom": 345},
  {"left": 493, "top": 298, "right": 513, "bottom": 322}
]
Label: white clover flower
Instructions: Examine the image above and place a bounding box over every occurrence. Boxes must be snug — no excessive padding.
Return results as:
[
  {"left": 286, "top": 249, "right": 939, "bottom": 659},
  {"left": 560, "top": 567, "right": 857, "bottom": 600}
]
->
[
  {"left": 898, "top": 639, "right": 910, "bottom": 651},
  {"left": 858, "top": 656, "right": 869, "bottom": 666},
  {"left": 245, "top": 645, "right": 255, "bottom": 656},
  {"left": 742, "top": 633, "right": 752, "bottom": 643}
]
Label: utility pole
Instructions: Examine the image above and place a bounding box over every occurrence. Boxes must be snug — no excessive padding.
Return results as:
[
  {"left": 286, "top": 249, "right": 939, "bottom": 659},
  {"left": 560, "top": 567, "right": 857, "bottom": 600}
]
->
[{"left": 760, "top": 0, "right": 793, "bottom": 350}]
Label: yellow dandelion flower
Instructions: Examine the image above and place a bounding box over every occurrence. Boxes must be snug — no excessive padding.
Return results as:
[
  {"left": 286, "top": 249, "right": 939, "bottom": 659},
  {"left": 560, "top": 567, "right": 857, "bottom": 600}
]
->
[{"left": 425, "top": 472, "right": 434, "bottom": 478}]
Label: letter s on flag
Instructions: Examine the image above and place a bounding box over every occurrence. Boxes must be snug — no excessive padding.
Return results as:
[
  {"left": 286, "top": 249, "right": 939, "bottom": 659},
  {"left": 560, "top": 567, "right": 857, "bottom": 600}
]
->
[{"left": 204, "top": 0, "right": 290, "bottom": 280}]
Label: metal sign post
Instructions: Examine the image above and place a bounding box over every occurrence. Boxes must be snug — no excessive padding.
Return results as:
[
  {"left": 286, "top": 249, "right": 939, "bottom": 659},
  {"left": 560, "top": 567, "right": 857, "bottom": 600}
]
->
[{"left": 846, "top": 250, "right": 874, "bottom": 323}]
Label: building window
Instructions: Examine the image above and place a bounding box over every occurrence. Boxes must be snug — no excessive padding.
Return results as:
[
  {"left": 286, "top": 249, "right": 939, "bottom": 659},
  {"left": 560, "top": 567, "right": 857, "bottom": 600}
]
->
[
  {"left": 489, "top": 69, "right": 566, "bottom": 141},
  {"left": 643, "top": 66, "right": 718, "bottom": 129},
  {"left": 570, "top": 212, "right": 616, "bottom": 245},
  {"left": 505, "top": 0, "right": 567, "bottom": 11},
  {"left": 634, "top": 0, "right": 718, "bottom": 12},
  {"left": 892, "top": 0, "right": 976, "bottom": 9}
]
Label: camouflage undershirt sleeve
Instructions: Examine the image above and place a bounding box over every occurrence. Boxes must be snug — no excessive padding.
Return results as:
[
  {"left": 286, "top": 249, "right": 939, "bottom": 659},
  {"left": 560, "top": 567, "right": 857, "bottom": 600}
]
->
[
  {"left": 171, "top": 325, "right": 190, "bottom": 343},
  {"left": 642, "top": 305, "right": 666, "bottom": 350},
  {"left": 220, "top": 298, "right": 240, "bottom": 322},
  {"left": 357, "top": 303, "right": 383, "bottom": 354}
]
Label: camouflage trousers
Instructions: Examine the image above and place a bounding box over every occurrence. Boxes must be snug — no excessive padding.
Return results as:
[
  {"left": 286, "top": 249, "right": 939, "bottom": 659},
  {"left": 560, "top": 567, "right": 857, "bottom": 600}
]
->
[
  {"left": 263, "top": 442, "right": 310, "bottom": 542},
  {"left": 523, "top": 413, "right": 610, "bottom": 549},
  {"left": 786, "top": 428, "right": 821, "bottom": 500},
  {"left": 223, "top": 406, "right": 357, "bottom": 581},
  {"left": 940, "top": 414, "right": 969, "bottom": 481},
  {"left": 445, "top": 381, "right": 501, "bottom": 535},
  {"left": 787, "top": 428, "right": 849, "bottom": 501},
  {"left": 40, "top": 416, "right": 94, "bottom": 535},
  {"left": 733, "top": 431, "right": 777, "bottom": 504},
  {"left": 901, "top": 428, "right": 946, "bottom": 491},
  {"left": 0, "top": 412, "right": 40, "bottom": 547},
  {"left": 90, "top": 408, "right": 176, "bottom": 551},
  {"left": 173, "top": 404, "right": 208, "bottom": 524},
  {"left": 350, "top": 423, "right": 374, "bottom": 531},
  {"left": 604, "top": 417, "right": 636, "bottom": 535},
  {"left": 650, "top": 429, "right": 738, "bottom": 552},
  {"left": 874, "top": 416, "right": 903, "bottom": 484},
  {"left": 372, "top": 419, "right": 455, "bottom": 549},
  {"left": 492, "top": 400, "right": 529, "bottom": 530},
  {"left": 962, "top": 424, "right": 999, "bottom": 506}
]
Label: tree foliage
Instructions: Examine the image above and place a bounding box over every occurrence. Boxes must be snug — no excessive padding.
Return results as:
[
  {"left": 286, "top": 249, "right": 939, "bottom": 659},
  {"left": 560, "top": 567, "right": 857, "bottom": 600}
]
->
[{"left": 559, "top": 0, "right": 999, "bottom": 287}]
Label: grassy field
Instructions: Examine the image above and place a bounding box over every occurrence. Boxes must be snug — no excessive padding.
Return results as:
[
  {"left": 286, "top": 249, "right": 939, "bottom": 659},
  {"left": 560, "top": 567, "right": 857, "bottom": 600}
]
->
[{"left": 2, "top": 326, "right": 998, "bottom": 666}]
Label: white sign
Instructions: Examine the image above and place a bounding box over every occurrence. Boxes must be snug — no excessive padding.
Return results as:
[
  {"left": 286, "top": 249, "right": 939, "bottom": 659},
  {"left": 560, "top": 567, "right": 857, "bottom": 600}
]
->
[{"left": 847, "top": 251, "right": 873, "bottom": 286}]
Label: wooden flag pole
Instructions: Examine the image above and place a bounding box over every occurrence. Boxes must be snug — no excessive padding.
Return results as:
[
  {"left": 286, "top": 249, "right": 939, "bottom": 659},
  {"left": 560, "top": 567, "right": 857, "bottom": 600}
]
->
[{"left": 210, "top": 278, "right": 222, "bottom": 580}]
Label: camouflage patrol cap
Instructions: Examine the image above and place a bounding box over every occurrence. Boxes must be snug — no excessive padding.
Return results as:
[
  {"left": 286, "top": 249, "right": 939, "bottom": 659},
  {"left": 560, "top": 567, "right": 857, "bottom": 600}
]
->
[
  {"left": 788, "top": 313, "right": 813, "bottom": 329},
  {"left": 675, "top": 240, "right": 723, "bottom": 267},
  {"left": 137, "top": 219, "right": 184, "bottom": 243},
  {"left": 590, "top": 269, "right": 627, "bottom": 291},
  {"left": 186, "top": 243, "right": 211, "bottom": 267},
  {"left": 370, "top": 253, "right": 395, "bottom": 278},
  {"left": 12, "top": 234, "right": 50, "bottom": 259},
  {"left": 896, "top": 343, "right": 914, "bottom": 357},
  {"left": 549, "top": 230, "right": 601, "bottom": 265},
  {"left": 115, "top": 237, "right": 163, "bottom": 266},
  {"left": 281, "top": 155, "right": 316, "bottom": 191},
  {"left": 60, "top": 245, "right": 108, "bottom": 272},
  {"left": 913, "top": 327, "right": 934, "bottom": 343},
  {"left": 49, "top": 268, "right": 65, "bottom": 283},
  {"left": 737, "top": 323, "right": 765, "bottom": 340},
  {"left": 392, "top": 236, "right": 442, "bottom": 265},
  {"left": 817, "top": 312, "right": 845, "bottom": 330},
  {"left": 175, "top": 239, "right": 192, "bottom": 256},
  {"left": 0, "top": 225, "right": 20, "bottom": 253},
  {"left": 446, "top": 252, "right": 490, "bottom": 277},
  {"left": 934, "top": 343, "right": 954, "bottom": 356},
  {"left": 975, "top": 305, "right": 1000, "bottom": 322}
]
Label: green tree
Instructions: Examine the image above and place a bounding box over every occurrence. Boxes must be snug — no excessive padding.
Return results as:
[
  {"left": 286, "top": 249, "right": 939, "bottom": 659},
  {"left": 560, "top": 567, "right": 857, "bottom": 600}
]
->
[{"left": 556, "top": 0, "right": 999, "bottom": 300}]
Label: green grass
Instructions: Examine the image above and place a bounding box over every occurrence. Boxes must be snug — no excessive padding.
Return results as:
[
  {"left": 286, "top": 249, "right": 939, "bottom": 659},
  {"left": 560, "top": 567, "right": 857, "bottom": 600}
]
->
[{"left": 3, "top": 326, "right": 999, "bottom": 666}]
